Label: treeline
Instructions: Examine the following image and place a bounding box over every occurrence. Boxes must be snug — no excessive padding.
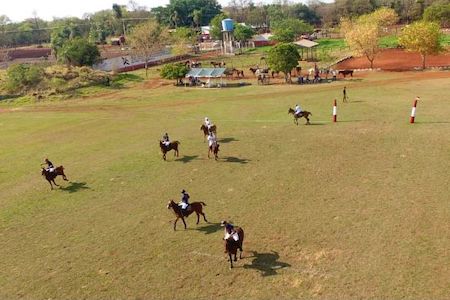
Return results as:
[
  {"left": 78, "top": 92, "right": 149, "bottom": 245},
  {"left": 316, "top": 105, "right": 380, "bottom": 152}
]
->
[
  {"left": 0, "top": 3, "right": 151, "bottom": 47},
  {"left": 1, "top": 0, "right": 449, "bottom": 49}
]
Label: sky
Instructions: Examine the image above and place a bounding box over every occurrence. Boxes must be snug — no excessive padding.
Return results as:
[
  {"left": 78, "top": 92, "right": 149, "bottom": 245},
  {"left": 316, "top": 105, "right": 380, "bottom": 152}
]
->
[{"left": 2, "top": 0, "right": 319, "bottom": 22}]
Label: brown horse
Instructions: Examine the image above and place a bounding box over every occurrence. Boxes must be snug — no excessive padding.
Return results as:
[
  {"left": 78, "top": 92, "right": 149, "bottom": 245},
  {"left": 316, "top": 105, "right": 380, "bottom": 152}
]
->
[
  {"left": 233, "top": 69, "right": 244, "bottom": 78},
  {"left": 288, "top": 108, "right": 312, "bottom": 125},
  {"left": 225, "top": 227, "right": 244, "bottom": 268},
  {"left": 159, "top": 141, "right": 180, "bottom": 160},
  {"left": 208, "top": 143, "right": 220, "bottom": 160},
  {"left": 167, "top": 200, "right": 208, "bottom": 230},
  {"left": 200, "top": 124, "right": 217, "bottom": 142},
  {"left": 41, "top": 166, "right": 68, "bottom": 190}
]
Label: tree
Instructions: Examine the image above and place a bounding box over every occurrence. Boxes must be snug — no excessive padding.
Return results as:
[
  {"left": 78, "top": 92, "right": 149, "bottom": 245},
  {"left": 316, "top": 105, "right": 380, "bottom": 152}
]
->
[
  {"left": 160, "top": 63, "right": 189, "bottom": 85},
  {"left": 128, "top": 20, "right": 169, "bottom": 78},
  {"left": 341, "top": 8, "right": 398, "bottom": 69},
  {"left": 191, "top": 9, "right": 203, "bottom": 29},
  {"left": 51, "top": 23, "right": 82, "bottom": 59},
  {"left": 398, "top": 21, "right": 443, "bottom": 69},
  {"left": 423, "top": 4, "right": 450, "bottom": 27},
  {"left": 267, "top": 43, "right": 300, "bottom": 83},
  {"left": 112, "top": 3, "right": 126, "bottom": 35},
  {"left": 233, "top": 23, "right": 254, "bottom": 50},
  {"left": 171, "top": 27, "right": 198, "bottom": 55},
  {"left": 271, "top": 18, "right": 314, "bottom": 42},
  {"left": 152, "top": 0, "right": 221, "bottom": 28},
  {"left": 58, "top": 38, "right": 101, "bottom": 66},
  {"left": 209, "top": 13, "right": 228, "bottom": 40}
]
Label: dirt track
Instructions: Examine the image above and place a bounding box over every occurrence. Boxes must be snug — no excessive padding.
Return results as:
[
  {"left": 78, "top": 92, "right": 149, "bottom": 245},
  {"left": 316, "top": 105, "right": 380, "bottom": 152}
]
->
[{"left": 336, "top": 48, "right": 450, "bottom": 70}]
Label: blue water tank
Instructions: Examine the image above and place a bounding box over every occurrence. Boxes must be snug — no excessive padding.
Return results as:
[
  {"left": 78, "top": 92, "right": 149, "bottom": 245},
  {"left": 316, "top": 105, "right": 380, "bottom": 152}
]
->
[{"left": 221, "top": 19, "right": 234, "bottom": 32}]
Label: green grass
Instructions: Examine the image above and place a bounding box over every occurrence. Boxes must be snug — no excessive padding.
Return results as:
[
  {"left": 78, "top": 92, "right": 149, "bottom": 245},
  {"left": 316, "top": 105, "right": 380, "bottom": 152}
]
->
[{"left": 0, "top": 71, "right": 449, "bottom": 299}]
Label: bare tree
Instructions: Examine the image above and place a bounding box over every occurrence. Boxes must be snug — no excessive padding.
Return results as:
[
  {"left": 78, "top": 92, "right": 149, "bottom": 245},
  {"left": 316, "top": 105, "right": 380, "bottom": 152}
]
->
[{"left": 128, "top": 20, "right": 169, "bottom": 78}]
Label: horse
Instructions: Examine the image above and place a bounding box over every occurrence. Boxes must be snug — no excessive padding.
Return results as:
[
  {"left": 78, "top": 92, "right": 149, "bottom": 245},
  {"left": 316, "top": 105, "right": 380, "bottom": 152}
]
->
[
  {"left": 167, "top": 200, "right": 208, "bottom": 230},
  {"left": 257, "top": 73, "right": 269, "bottom": 85},
  {"left": 249, "top": 67, "right": 258, "bottom": 76},
  {"left": 338, "top": 70, "right": 353, "bottom": 78},
  {"left": 200, "top": 124, "right": 217, "bottom": 142},
  {"left": 271, "top": 70, "right": 280, "bottom": 78},
  {"left": 233, "top": 69, "right": 244, "bottom": 78},
  {"left": 159, "top": 141, "right": 180, "bottom": 160},
  {"left": 225, "top": 227, "right": 244, "bottom": 268},
  {"left": 211, "top": 61, "right": 225, "bottom": 68},
  {"left": 288, "top": 108, "right": 312, "bottom": 125},
  {"left": 41, "top": 166, "right": 68, "bottom": 190},
  {"left": 208, "top": 143, "right": 220, "bottom": 160}
]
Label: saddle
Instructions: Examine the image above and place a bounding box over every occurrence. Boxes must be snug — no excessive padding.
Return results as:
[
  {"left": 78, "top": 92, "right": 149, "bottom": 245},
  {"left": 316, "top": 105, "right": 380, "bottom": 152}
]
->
[
  {"left": 295, "top": 112, "right": 304, "bottom": 117},
  {"left": 179, "top": 204, "right": 191, "bottom": 216}
]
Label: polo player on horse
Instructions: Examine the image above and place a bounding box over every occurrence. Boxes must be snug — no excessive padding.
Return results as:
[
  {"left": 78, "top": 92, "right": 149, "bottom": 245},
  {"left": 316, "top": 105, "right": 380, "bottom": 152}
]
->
[
  {"left": 294, "top": 103, "right": 303, "bottom": 117},
  {"left": 221, "top": 220, "right": 239, "bottom": 252},
  {"left": 41, "top": 158, "right": 55, "bottom": 173},
  {"left": 179, "top": 189, "right": 190, "bottom": 214},
  {"left": 162, "top": 132, "right": 170, "bottom": 147}
]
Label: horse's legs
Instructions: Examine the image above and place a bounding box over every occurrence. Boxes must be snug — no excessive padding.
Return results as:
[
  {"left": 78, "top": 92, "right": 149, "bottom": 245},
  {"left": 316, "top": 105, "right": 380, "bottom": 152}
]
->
[
  {"left": 229, "top": 253, "right": 233, "bottom": 268},
  {"left": 63, "top": 175, "right": 68, "bottom": 181},
  {"left": 305, "top": 116, "right": 310, "bottom": 125},
  {"left": 52, "top": 179, "right": 59, "bottom": 187},
  {"left": 234, "top": 253, "right": 237, "bottom": 262},
  {"left": 196, "top": 212, "right": 200, "bottom": 224},
  {"left": 163, "top": 152, "right": 166, "bottom": 161},
  {"left": 181, "top": 217, "right": 187, "bottom": 229},
  {"left": 201, "top": 211, "right": 208, "bottom": 223},
  {"left": 208, "top": 148, "right": 211, "bottom": 159},
  {"left": 47, "top": 180, "right": 53, "bottom": 190},
  {"left": 173, "top": 218, "right": 178, "bottom": 231}
]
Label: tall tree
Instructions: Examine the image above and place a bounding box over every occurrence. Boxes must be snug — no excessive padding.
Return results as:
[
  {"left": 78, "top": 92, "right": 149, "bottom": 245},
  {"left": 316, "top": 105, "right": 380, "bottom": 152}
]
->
[
  {"left": 209, "top": 13, "right": 228, "bottom": 40},
  {"left": 128, "top": 20, "right": 169, "bottom": 78},
  {"left": 423, "top": 3, "right": 450, "bottom": 27},
  {"left": 398, "top": 21, "right": 443, "bottom": 69},
  {"left": 341, "top": 8, "right": 398, "bottom": 68},
  {"left": 267, "top": 43, "right": 300, "bottom": 83}
]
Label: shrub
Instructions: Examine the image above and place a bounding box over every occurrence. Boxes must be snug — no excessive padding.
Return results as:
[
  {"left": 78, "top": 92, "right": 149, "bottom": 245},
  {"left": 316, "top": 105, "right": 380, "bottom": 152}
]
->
[{"left": 5, "top": 64, "right": 44, "bottom": 93}]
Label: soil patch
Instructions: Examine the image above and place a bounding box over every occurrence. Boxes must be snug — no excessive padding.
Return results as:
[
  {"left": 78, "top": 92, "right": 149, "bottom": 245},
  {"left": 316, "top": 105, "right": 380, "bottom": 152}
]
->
[{"left": 336, "top": 48, "right": 450, "bottom": 70}]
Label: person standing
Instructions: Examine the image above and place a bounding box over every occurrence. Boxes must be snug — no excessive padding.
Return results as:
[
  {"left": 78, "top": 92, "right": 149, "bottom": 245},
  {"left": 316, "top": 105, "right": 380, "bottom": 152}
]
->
[{"left": 343, "top": 86, "right": 348, "bottom": 103}]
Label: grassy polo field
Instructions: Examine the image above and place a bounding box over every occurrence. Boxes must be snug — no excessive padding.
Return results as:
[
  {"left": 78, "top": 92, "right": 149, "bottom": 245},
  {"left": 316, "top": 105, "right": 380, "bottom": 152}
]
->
[{"left": 0, "top": 69, "right": 449, "bottom": 299}]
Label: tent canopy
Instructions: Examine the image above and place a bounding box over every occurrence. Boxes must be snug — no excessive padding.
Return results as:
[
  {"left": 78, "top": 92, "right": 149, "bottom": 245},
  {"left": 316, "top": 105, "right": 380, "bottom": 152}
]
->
[
  {"left": 186, "top": 68, "right": 226, "bottom": 78},
  {"left": 294, "top": 39, "right": 319, "bottom": 48}
]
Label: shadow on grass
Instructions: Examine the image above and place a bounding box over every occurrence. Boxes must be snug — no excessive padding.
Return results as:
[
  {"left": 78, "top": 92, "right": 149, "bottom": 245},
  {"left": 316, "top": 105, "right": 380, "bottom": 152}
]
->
[
  {"left": 60, "top": 182, "right": 90, "bottom": 193},
  {"left": 307, "top": 123, "right": 326, "bottom": 126},
  {"left": 195, "top": 222, "right": 222, "bottom": 234},
  {"left": 217, "top": 137, "right": 239, "bottom": 144},
  {"left": 221, "top": 156, "right": 250, "bottom": 164},
  {"left": 175, "top": 155, "right": 199, "bottom": 163},
  {"left": 243, "top": 251, "right": 291, "bottom": 276},
  {"left": 347, "top": 100, "right": 365, "bottom": 103}
]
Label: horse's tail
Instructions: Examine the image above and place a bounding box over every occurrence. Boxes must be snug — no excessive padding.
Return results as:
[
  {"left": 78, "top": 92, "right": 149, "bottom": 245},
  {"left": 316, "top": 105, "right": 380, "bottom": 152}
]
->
[
  {"left": 174, "top": 141, "right": 180, "bottom": 145},
  {"left": 199, "top": 201, "right": 207, "bottom": 206}
]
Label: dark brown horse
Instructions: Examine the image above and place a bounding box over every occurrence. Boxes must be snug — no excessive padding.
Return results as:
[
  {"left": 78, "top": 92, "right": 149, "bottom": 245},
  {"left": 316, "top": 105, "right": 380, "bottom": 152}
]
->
[
  {"left": 208, "top": 143, "right": 220, "bottom": 160},
  {"left": 41, "top": 166, "right": 68, "bottom": 190},
  {"left": 200, "top": 124, "right": 217, "bottom": 142},
  {"left": 167, "top": 200, "right": 208, "bottom": 230},
  {"left": 159, "top": 141, "right": 180, "bottom": 160},
  {"left": 233, "top": 69, "right": 244, "bottom": 78},
  {"left": 338, "top": 70, "right": 353, "bottom": 77},
  {"left": 288, "top": 108, "right": 312, "bottom": 125},
  {"left": 225, "top": 227, "right": 244, "bottom": 268}
]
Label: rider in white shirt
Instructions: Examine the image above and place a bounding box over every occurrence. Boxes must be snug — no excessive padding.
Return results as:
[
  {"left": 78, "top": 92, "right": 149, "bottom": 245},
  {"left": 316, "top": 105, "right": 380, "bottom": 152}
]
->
[
  {"left": 204, "top": 117, "right": 213, "bottom": 131},
  {"left": 294, "top": 104, "right": 303, "bottom": 116},
  {"left": 207, "top": 132, "right": 217, "bottom": 147},
  {"left": 162, "top": 132, "right": 170, "bottom": 146}
]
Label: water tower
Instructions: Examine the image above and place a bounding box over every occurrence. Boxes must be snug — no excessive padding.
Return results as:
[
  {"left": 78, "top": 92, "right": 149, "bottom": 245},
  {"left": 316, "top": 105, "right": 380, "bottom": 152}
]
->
[{"left": 221, "top": 18, "right": 234, "bottom": 55}]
